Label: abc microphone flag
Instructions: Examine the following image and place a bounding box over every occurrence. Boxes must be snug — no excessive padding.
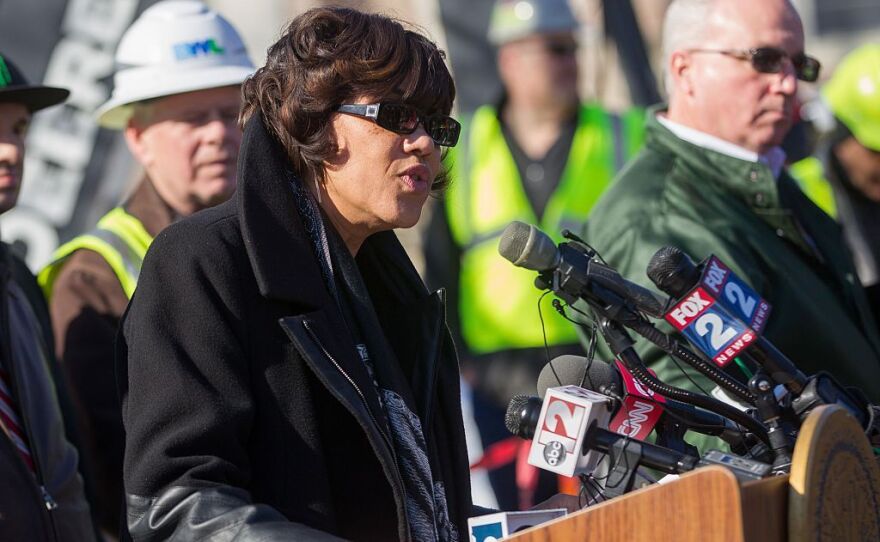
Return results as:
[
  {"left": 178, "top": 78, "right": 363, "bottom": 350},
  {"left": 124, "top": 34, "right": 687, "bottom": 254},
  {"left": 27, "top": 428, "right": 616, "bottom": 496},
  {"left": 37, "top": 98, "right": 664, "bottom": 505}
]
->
[{"left": 527, "top": 385, "right": 614, "bottom": 477}]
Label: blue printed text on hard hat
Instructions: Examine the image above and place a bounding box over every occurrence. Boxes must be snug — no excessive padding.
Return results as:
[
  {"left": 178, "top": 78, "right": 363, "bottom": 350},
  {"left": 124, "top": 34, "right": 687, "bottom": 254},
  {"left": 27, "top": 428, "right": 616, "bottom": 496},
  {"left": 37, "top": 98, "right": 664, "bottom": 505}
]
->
[{"left": 173, "top": 39, "right": 226, "bottom": 61}]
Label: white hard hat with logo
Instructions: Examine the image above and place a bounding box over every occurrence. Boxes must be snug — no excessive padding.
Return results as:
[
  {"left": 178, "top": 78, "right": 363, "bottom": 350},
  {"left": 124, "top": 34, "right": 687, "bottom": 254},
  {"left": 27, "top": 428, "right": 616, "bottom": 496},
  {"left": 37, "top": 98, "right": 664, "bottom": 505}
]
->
[
  {"left": 487, "top": 0, "right": 579, "bottom": 46},
  {"left": 96, "top": 0, "right": 254, "bottom": 129}
]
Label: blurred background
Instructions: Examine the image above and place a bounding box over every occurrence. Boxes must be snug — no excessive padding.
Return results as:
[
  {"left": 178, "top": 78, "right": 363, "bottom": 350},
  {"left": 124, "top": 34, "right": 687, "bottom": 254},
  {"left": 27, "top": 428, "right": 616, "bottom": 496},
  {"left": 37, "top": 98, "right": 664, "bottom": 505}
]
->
[{"left": 0, "top": 0, "right": 878, "bottom": 273}]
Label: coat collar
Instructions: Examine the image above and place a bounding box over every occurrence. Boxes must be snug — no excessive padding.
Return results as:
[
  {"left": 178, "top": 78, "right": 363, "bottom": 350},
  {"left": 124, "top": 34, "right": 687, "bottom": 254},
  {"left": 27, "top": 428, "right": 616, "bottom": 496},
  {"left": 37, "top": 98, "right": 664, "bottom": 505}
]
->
[
  {"left": 646, "top": 105, "right": 784, "bottom": 213},
  {"left": 645, "top": 105, "right": 829, "bottom": 260},
  {"left": 235, "top": 113, "right": 330, "bottom": 308},
  {"left": 235, "top": 113, "right": 448, "bottom": 407}
]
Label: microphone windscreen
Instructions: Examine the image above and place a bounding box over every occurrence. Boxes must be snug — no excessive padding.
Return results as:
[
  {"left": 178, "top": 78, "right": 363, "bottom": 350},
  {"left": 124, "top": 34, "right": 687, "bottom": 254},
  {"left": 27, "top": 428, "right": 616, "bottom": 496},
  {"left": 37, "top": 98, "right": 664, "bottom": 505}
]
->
[
  {"left": 498, "top": 221, "right": 558, "bottom": 271},
  {"left": 537, "top": 355, "right": 621, "bottom": 398},
  {"left": 504, "top": 395, "right": 543, "bottom": 439},
  {"left": 646, "top": 246, "right": 700, "bottom": 298}
]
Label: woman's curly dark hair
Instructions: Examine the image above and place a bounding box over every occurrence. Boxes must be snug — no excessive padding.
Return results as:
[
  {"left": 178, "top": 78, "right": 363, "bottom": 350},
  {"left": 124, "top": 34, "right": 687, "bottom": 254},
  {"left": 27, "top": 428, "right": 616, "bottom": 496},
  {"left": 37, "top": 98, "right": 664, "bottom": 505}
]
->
[{"left": 240, "top": 6, "right": 456, "bottom": 192}]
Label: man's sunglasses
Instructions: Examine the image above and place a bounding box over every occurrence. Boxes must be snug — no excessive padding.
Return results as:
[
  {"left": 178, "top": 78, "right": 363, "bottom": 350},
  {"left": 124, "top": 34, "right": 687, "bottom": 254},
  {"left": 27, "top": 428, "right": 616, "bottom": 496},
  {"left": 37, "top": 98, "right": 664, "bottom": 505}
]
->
[
  {"left": 688, "top": 47, "right": 821, "bottom": 82},
  {"left": 336, "top": 103, "right": 461, "bottom": 147}
]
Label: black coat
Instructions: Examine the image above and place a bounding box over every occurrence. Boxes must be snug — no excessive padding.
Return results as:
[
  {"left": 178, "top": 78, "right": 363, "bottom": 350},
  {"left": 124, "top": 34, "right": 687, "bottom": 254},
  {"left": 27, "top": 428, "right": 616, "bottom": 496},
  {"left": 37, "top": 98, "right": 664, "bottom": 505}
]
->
[{"left": 118, "top": 115, "right": 477, "bottom": 541}]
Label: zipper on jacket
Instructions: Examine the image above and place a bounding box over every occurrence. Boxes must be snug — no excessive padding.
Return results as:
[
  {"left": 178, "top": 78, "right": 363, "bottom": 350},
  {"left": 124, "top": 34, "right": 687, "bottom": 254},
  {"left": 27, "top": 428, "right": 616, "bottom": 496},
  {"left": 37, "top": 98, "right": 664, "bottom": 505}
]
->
[
  {"left": 302, "top": 320, "right": 395, "bottom": 451},
  {"left": 301, "top": 319, "right": 412, "bottom": 539},
  {"left": 40, "top": 485, "right": 58, "bottom": 510}
]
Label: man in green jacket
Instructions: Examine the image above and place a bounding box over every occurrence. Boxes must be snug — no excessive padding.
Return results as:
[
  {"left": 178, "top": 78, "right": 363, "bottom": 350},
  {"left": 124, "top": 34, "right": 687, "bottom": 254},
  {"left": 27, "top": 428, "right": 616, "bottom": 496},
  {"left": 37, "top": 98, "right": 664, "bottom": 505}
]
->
[{"left": 581, "top": 0, "right": 880, "bottom": 451}]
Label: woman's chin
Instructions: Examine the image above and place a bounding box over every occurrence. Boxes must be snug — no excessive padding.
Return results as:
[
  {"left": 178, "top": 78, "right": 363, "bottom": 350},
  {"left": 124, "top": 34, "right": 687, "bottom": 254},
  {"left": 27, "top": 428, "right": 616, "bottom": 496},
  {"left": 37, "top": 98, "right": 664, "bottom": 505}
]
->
[{"left": 390, "top": 207, "right": 424, "bottom": 231}]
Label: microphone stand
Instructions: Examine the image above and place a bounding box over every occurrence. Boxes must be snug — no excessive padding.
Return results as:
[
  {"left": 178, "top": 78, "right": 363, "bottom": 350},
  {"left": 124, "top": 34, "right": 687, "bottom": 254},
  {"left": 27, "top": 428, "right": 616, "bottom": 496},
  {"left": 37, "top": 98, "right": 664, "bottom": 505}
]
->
[{"left": 594, "top": 315, "right": 770, "bottom": 446}]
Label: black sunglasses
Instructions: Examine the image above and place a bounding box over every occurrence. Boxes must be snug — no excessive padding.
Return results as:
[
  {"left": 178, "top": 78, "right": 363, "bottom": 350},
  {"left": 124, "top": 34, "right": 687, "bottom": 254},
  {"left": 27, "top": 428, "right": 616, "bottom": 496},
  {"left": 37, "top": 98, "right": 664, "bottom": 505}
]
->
[
  {"left": 336, "top": 103, "right": 461, "bottom": 147},
  {"left": 688, "top": 47, "right": 821, "bottom": 82}
]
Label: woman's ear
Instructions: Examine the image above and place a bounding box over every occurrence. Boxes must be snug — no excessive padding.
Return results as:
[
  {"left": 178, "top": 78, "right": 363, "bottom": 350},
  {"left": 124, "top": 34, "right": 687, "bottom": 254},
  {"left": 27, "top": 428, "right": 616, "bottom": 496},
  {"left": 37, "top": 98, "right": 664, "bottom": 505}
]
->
[{"left": 323, "top": 118, "right": 347, "bottom": 170}]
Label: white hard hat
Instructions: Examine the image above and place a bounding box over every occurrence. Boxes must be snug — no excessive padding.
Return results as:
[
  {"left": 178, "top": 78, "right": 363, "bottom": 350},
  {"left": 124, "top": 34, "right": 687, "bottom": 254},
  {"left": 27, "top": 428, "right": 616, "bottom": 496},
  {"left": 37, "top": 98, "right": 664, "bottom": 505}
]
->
[
  {"left": 96, "top": 0, "right": 254, "bottom": 129},
  {"left": 487, "top": 0, "right": 579, "bottom": 46}
]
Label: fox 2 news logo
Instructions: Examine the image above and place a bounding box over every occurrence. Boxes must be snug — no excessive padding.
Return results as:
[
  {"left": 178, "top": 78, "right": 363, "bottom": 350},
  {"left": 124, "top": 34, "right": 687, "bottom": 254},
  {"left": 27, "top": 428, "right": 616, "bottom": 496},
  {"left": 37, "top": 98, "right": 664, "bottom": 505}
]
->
[{"left": 665, "top": 286, "right": 754, "bottom": 367}]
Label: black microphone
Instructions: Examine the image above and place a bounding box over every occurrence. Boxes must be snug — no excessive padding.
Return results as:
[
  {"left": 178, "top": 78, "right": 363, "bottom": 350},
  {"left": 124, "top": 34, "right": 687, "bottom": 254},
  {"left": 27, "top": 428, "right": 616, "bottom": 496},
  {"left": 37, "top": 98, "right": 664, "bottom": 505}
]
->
[
  {"left": 506, "top": 394, "right": 772, "bottom": 486},
  {"left": 504, "top": 395, "right": 697, "bottom": 475},
  {"left": 647, "top": 246, "right": 808, "bottom": 391},
  {"left": 503, "top": 395, "right": 542, "bottom": 440},
  {"left": 647, "top": 246, "right": 869, "bottom": 427},
  {"left": 537, "top": 355, "right": 748, "bottom": 444},
  {"left": 498, "top": 221, "right": 756, "bottom": 405},
  {"left": 498, "top": 221, "right": 669, "bottom": 318}
]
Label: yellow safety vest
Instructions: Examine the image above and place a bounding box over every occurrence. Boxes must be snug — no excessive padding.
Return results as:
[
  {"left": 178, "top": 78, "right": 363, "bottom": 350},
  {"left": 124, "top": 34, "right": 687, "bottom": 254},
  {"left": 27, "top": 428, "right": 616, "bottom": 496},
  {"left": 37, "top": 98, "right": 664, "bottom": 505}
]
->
[
  {"left": 789, "top": 156, "right": 837, "bottom": 218},
  {"left": 38, "top": 207, "right": 153, "bottom": 301},
  {"left": 445, "top": 104, "right": 644, "bottom": 354}
]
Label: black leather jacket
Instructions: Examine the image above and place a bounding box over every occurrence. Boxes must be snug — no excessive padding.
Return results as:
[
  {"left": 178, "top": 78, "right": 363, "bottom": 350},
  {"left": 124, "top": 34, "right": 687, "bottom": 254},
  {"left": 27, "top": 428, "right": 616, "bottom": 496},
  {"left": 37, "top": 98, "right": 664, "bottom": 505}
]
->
[{"left": 0, "top": 243, "right": 95, "bottom": 541}]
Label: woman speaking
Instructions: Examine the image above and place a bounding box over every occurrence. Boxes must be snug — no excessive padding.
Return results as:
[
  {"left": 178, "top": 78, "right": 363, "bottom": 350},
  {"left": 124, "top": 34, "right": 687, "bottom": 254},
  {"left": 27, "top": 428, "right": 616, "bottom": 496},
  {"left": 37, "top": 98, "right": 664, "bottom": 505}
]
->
[{"left": 118, "top": 7, "right": 478, "bottom": 541}]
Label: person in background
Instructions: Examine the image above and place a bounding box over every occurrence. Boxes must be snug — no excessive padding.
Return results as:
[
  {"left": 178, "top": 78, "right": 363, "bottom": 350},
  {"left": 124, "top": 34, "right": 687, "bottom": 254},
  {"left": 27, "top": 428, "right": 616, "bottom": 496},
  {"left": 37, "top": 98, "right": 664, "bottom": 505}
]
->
[
  {"left": 423, "top": 0, "right": 643, "bottom": 509},
  {"left": 118, "top": 6, "right": 577, "bottom": 541},
  {"left": 581, "top": 0, "right": 880, "bottom": 454},
  {"left": 0, "top": 51, "right": 95, "bottom": 541},
  {"left": 790, "top": 44, "right": 880, "bottom": 323},
  {"left": 37, "top": 1, "right": 253, "bottom": 536}
]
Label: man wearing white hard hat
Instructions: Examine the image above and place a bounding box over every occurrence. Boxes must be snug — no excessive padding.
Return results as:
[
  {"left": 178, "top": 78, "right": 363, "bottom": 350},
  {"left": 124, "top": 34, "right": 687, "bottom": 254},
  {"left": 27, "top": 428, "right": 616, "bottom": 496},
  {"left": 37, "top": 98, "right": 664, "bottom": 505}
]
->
[
  {"left": 424, "top": 0, "right": 644, "bottom": 509},
  {"left": 37, "top": 1, "right": 253, "bottom": 536}
]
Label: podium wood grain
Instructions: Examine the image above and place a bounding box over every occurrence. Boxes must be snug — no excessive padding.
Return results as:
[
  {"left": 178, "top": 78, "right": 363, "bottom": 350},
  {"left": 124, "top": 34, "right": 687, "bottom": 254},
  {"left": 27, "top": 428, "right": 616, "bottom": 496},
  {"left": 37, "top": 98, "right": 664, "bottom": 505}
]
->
[
  {"left": 506, "top": 466, "right": 750, "bottom": 541},
  {"left": 788, "top": 405, "right": 880, "bottom": 541}
]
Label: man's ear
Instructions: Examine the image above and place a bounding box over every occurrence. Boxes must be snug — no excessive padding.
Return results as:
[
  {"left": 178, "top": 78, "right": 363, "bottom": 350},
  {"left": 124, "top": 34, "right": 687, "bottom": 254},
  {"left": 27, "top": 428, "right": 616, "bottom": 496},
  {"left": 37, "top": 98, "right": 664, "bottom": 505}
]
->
[
  {"left": 496, "top": 46, "right": 516, "bottom": 87},
  {"left": 123, "top": 115, "right": 150, "bottom": 166},
  {"left": 668, "top": 50, "right": 694, "bottom": 96}
]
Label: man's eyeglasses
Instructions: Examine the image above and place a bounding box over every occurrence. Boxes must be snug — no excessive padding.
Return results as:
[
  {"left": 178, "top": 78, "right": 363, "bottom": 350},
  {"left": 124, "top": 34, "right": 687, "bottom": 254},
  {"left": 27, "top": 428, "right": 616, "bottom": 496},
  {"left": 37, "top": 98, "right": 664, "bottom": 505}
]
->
[
  {"left": 688, "top": 47, "right": 821, "bottom": 82},
  {"left": 336, "top": 103, "right": 461, "bottom": 147}
]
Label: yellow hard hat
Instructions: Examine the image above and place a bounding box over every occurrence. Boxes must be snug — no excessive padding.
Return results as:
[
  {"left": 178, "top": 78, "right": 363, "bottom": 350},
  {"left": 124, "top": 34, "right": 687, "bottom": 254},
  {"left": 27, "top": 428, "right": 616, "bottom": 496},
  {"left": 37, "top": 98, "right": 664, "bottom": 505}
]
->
[{"left": 823, "top": 44, "right": 880, "bottom": 152}]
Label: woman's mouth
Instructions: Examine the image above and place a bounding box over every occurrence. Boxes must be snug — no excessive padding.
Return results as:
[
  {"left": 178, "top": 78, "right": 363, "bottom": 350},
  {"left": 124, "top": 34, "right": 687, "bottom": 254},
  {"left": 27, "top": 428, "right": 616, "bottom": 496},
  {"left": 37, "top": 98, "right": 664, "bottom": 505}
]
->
[{"left": 400, "top": 165, "right": 431, "bottom": 193}]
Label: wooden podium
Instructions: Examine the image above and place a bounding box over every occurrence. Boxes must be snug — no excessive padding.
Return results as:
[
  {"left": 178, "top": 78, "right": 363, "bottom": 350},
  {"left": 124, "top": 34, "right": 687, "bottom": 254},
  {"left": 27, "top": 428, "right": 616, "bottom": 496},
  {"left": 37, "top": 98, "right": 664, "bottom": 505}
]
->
[{"left": 506, "top": 405, "right": 880, "bottom": 542}]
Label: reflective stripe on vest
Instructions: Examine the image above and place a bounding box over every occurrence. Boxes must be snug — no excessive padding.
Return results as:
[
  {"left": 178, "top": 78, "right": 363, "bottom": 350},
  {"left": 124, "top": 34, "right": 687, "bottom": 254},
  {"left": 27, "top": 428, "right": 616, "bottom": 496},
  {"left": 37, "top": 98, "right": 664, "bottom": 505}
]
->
[
  {"left": 38, "top": 207, "right": 154, "bottom": 301},
  {"left": 790, "top": 156, "right": 837, "bottom": 218},
  {"left": 445, "top": 104, "right": 645, "bottom": 354}
]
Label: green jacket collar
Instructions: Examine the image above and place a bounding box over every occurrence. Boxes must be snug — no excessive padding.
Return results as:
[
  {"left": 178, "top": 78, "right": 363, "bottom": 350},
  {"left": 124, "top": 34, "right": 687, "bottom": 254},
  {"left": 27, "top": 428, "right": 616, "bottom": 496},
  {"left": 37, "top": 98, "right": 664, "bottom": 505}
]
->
[
  {"left": 644, "top": 105, "right": 823, "bottom": 260},
  {"left": 645, "top": 105, "right": 781, "bottom": 211}
]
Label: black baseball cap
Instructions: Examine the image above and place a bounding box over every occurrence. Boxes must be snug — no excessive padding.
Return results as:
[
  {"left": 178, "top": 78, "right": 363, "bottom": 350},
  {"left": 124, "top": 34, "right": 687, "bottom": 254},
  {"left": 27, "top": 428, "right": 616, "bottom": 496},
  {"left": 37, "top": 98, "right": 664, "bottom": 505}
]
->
[{"left": 0, "top": 53, "right": 69, "bottom": 112}]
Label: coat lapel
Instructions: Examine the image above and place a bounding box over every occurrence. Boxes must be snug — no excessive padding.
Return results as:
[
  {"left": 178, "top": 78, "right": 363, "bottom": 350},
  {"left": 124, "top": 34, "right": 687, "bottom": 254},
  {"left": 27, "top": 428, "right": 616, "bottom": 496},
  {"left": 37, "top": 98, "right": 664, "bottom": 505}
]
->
[{"left": 279, "top": 308, "right": 392, "bottom": 453}]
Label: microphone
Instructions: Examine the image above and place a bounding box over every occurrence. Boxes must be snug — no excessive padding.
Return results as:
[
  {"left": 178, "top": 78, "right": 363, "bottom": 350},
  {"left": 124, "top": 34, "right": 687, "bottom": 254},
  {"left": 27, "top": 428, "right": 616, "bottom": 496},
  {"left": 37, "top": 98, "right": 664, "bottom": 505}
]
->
[
  {"left": 647, "top": 247, "right": 804, "bottom": 386},
  {"left": 536, "top": 355, "right": 661, "bottom": 441},
  {"left": 503, "top": 395, "right": 542, "bottom": 440},
  {"left": 647, "top": 246, "right": 870, "bottom": 428},
  {"left": 506, "top": 393, "right": 772, "bottom": 490},
  {"left": 498, "top": 221, "right": 669, "bottom": 318},
  {"left": 504, "top": 394, "right": 697, "bottom": 476},
  {"left": 538, "top": 355, "right": 747, "bottom": 445},
  {"left": 497, "top": 221, "right": 560, "bottom": 271},
  {"left": 497, "top": 221, "right": 757, "bottom": 406},
  {"left": 505, "top": 384, "right": 615, "bottom": 477}
]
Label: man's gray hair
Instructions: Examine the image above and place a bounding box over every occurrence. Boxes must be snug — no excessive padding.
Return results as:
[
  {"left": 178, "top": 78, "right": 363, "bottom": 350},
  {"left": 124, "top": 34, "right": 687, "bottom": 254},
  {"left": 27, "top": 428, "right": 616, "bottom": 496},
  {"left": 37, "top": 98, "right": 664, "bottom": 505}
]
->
[{"left": 661, "top": 0, "right": 720, "bottom": 97}]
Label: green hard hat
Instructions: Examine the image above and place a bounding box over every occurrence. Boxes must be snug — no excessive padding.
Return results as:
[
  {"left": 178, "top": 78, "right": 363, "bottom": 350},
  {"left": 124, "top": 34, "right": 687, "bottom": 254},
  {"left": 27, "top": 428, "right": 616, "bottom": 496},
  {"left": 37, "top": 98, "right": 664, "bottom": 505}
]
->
[
  {"left": 487, "top": 0, "right": 579, "bottom": 46},
  {"left": 823, "top": 44, "right": 880, "bottom": 152}
]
